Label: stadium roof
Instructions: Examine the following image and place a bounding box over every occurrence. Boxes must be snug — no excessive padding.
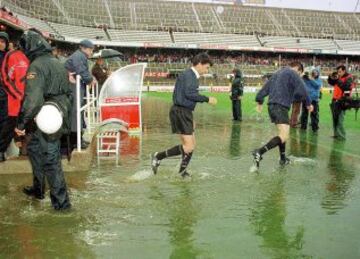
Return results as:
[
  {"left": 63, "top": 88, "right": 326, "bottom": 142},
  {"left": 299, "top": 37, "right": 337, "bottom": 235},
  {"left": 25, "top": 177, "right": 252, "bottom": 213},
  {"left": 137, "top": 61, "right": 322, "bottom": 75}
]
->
[{"left": 266, "top": 0, "right": 360, "bottom": 13}]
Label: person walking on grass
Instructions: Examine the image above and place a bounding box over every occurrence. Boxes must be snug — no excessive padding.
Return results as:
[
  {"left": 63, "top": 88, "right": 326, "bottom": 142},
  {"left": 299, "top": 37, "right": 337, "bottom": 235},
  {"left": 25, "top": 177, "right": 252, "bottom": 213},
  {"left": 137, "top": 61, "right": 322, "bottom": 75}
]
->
[
  {"left": 150, "top": 53, "right": 217, "bottom": 178},
  {"left": 252, "top": 62, "right": 313, "bottom": 169}
]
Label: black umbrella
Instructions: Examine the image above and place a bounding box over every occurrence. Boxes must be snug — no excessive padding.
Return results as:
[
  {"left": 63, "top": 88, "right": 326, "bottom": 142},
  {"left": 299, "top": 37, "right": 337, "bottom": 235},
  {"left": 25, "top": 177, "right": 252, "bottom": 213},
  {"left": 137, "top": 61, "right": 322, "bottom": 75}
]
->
[{"left": 92, "top": 49, "right": 124, "bottom": 59}]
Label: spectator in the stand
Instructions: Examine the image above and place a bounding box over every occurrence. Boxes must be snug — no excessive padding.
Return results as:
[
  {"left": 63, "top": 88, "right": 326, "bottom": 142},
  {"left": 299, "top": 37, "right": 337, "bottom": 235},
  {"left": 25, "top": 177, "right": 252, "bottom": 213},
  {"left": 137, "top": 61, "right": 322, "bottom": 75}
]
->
[
  {"left": 0, "top": 32, "right": 9, "bottom": 161},
  {"left": 91, "top": 57, "right": 109, "bottom": 91},
  {"left": 0, "top": 37, "right": 29, "bottom": 162},
  {"left": 64, "top": 39, "right": 95, "bottom": 149},
  {"left": 300, "top": 68, "right": 322, "bottom": 132}
]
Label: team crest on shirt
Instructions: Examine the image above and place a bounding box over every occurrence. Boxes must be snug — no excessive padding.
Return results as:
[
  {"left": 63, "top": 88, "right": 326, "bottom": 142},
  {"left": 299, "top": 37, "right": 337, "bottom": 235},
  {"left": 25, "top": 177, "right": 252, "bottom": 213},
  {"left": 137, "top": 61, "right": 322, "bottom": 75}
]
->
[{"left": 26, "top": 72, "right": 36, "bottom": 79}]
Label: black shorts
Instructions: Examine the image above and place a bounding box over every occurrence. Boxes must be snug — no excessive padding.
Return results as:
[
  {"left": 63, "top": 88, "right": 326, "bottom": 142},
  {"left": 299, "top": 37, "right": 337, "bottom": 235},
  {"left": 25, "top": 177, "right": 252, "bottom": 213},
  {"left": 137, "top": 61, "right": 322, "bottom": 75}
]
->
[
  {"left": 169, "top": 105, "right": 194, "bottom": 135},
  {"left": 268, "top": 104, "right": 290, "bottom": 125}
]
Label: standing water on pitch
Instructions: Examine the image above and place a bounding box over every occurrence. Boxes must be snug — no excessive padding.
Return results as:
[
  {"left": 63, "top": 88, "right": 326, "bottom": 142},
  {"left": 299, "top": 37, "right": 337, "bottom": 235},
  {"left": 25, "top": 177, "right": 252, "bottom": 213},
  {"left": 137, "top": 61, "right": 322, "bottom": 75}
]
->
[{"left": 0, "top": 96, "right": 360, "bottom": 258}]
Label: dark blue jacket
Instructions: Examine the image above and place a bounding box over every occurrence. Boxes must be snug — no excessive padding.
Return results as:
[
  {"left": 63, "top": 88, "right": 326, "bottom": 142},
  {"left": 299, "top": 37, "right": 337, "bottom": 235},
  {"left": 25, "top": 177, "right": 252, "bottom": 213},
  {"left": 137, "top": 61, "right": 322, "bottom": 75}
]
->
[
  {"left": 256, "top": 67, "right": 311, "bottom": 108},
  {"left": 231, "top": 71, "right": 244, "bottom": 100},
  {"left": 64, "top": 49, "right": 93, "bottom": 85},
  {"left": 173, "top": 68, "right": 209, "bottom": 111}
]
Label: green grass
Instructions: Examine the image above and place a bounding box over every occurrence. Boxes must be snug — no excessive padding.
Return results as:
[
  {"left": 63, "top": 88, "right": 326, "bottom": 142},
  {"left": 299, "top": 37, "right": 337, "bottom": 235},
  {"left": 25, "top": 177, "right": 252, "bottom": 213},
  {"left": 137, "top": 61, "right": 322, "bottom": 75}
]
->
[{"left": 143, "top": 91, "right": 360, "bottom": 131}]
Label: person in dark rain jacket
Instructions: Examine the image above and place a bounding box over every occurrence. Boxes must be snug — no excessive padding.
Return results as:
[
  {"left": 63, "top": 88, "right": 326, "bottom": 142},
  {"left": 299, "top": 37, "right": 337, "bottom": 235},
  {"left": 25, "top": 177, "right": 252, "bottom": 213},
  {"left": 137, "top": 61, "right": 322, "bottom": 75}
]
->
[
  {"left": 15, "top": 30, "right": 72, "bottom": 210},
  {"left": 230, "top": 68, "right": 244, "bottom": 121}
]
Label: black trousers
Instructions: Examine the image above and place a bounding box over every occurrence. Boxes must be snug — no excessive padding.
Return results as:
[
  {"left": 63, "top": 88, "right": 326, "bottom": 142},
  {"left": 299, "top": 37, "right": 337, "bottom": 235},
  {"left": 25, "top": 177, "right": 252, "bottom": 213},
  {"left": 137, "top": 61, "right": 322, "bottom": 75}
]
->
[
  {"left": 232, "top": 99, "right": 242, "bottom": 121},
  {"left": 300, "top": 100, "right": 319, "bottom": 131},
  {"left": 27, "top": 130, "right": 71, "bottom": 210},
  {"left": 0, "top": 116, "right": 17, "bottom": 152},
  {"left": 0, "top": 94, "right": 7, "bottom": 134}
]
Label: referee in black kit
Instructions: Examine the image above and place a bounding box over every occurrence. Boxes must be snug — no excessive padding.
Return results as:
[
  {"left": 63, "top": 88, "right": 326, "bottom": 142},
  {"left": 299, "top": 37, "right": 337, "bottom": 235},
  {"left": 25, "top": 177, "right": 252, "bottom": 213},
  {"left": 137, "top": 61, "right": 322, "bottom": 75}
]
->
[{"left": 151, "top": 53, "right": 217, "bottom": 178}]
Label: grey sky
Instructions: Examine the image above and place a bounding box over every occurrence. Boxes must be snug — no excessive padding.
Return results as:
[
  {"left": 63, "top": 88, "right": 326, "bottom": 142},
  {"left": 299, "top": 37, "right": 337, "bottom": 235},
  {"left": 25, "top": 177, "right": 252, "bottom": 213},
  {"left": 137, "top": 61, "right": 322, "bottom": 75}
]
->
[
  {"left": 265, "top": 0, "right": 359, "bottom": 12},
  {"left": 168, "top": 0, "right": 360, "bottom": 12}
]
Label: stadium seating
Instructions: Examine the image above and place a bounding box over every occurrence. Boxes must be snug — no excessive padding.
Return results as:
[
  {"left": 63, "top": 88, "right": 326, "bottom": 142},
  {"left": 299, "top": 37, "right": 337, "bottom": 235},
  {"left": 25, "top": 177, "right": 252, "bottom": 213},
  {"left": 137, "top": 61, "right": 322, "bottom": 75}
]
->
[
  {"left": 173, "top": 32, "right": 260, "bottom": 46},
  {"left": 107, "top": 0, "right": 132, "bottom": 30},
  {"left": 17, "top": 14, "right": 55, "bottom": 34},
  {"left": 108, "top": 30, "right": 172, "bottom": 44},
  {"left": 260, "top": 36, "right": 338, "bottom": 50},
  {"left": 336, "top": 40, "right": 360, "bottom": 52},
  {"left": 4, "top": 0, "right": 63, "bottom": 23},
  {"left": 49, "top": 22, "right": 107, "bottom": 40}
]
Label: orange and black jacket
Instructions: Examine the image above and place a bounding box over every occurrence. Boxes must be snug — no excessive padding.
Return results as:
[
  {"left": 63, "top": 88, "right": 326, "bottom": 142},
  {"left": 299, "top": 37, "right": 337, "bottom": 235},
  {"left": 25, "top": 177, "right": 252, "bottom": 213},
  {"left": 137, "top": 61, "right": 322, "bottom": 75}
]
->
[{"left": 328, "top": 72, "right": 355, "bottom": 101}]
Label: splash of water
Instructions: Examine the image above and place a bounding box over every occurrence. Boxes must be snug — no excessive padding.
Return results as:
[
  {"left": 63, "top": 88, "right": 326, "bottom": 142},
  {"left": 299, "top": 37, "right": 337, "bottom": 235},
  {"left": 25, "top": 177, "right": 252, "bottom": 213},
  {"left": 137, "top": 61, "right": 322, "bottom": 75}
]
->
[
  {"left": 249, "top": 165, "right": 259, "bottom": 173},
  {"left": 128, "top": 169, "right": 154, "bottom": 181},
  {"left": 288, "top": 156, "right": 316, "bottom": 164}
]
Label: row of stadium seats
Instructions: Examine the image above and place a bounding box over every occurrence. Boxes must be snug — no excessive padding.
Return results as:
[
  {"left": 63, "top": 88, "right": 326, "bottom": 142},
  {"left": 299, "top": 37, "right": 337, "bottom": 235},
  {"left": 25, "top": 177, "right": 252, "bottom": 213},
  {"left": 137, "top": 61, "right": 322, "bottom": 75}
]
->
[
  {"left": 172, "top": 32, "right": 259, "bottom": 46},
  {"left": 260, "top": 36, "right": 339, "bottom": 51},
  {"left": 8, "top": 13, "right": 360, "bottom": 53},
  {"left": 108, "top": 30, "right": 172, "bottom": 44},
  {"left": 5, "top": 10, "right": 360, "bottom": 51},
  {"left": 49, "top": 23, "right": 107, "bottom": 40},
  {"left": 8, "top": 13, "right": 360, "bottom": 52},
  {"left": 3, "top": 0, "right": 360, "bottom": 40}
]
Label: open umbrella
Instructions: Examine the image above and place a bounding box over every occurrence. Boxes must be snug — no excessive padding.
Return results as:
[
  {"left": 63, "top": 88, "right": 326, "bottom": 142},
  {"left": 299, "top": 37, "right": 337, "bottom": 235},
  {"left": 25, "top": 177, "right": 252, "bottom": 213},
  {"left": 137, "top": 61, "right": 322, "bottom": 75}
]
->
[{"left": 92, "top": 49, "right": 124, "bottom": 59}]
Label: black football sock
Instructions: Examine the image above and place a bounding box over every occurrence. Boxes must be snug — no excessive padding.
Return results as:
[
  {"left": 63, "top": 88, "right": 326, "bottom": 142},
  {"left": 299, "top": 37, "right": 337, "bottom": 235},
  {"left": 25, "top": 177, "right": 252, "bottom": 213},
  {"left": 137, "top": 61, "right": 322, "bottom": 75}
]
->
[
  {"left": 259, "top": 136, "right": 282, "bottom": 155},
  {"left": 179, "top": 151, "right": 193, "bottom": 174},
  {"left": 279, "top": 142, "right": 286, "bottom": 160},
  {"left": 156, "top": 145, "right": 182, "bottom": 160}
]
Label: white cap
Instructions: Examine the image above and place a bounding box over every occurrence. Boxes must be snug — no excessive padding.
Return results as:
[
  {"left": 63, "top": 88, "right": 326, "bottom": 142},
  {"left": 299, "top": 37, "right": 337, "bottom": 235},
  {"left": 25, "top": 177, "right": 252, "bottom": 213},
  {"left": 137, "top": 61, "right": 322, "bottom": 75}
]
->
[{"left": 35, "top": 103, "right": 63, "bottom": 134}]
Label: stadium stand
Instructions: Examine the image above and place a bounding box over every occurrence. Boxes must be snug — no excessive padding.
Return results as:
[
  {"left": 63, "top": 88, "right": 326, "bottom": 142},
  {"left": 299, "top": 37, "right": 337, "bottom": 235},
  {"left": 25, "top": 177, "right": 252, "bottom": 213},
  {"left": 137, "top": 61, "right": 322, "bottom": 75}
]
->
[
  {"left": 1, "top": 0, "right": 360, "bottom": 88},
  {"left": 108, "top": 30, "right": 172, "bottom": 44},
  {"left": 259, "top": 36, "right": 338, "bottom": 50},
  {"left": 16, "top": 14, "right": 55, "bottom": 34},
  {"left": 108, "top": 0, "right": 132, "bottom": 30},
  {"left": 173, "top": 32, "right": 260, "bottom": 46},
  {"left": 336, "top": 40, "right": 360, "bottom": 52},
  {"left": 4, "top": 0, "right": 64, "bottom": 24},
  {"left": 49, "top": 22, "right": 108, "bottom": 40},
  {"left": 60, "top": 0, "right": 111, "bottom": 27},
  {"left": 2, "top": 0, "right": 360, "bottom": 41}
]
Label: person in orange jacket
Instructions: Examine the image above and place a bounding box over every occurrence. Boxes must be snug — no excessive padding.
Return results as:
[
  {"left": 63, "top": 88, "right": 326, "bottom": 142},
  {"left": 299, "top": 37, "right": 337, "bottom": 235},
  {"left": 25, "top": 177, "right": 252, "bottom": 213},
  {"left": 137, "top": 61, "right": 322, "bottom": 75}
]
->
[
  {"left": 328, "top": 65, "right": 355, "bottom": 140},
  {"left": 0, "top": 38, "right": 29, "bottom": 162}
]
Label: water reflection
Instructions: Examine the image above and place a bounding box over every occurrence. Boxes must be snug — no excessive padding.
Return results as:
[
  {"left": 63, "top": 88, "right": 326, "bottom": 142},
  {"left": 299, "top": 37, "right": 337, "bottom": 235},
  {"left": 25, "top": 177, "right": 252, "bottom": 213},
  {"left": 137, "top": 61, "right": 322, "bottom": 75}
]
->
[
  {"left": 229, "top": 122, "right": 242, "bottom": 157},
  {"left": 299, "top": 132, "right": 319, "bottom": 158},
  {"left": 250, "top": 177, "right": 308, "bottom": 258},
  {"left": 321, "top": 141, "right": 355, "bottom": 215},
  {"left": 150, "top": 184, "right": 206, "bottom": 259},
  {"left": 1, "top": 96, "right": 360, "bottom": 257},
  {"left": 289, "top": 130, "right": 318, "bottom": 158}
]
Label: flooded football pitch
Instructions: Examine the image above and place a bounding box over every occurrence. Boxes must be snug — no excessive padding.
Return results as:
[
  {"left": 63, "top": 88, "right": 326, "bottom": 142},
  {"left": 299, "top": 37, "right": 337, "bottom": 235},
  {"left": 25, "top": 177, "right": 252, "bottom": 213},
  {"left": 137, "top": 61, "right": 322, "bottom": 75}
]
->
[{"left": 0, "top": 96, "right": 359, "bottom": 258}]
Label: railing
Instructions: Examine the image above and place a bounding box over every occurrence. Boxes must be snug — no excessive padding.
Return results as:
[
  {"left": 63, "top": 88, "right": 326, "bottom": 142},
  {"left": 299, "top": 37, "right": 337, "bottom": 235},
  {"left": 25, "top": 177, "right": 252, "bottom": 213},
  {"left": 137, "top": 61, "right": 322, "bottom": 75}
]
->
[{"left": 76, "top": 75, "right": 99, "bottom": 152}]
